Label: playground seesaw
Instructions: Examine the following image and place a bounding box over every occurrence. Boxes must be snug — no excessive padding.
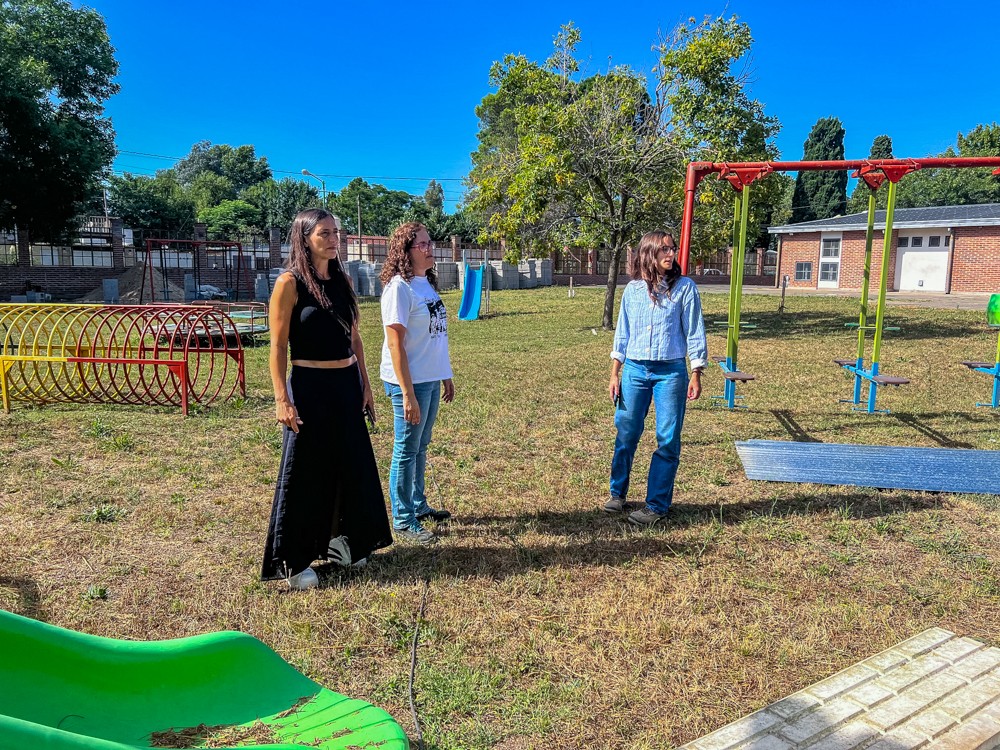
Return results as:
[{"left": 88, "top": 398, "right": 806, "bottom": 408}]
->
[
  {"left": 958, "top": 293, "right": 1000, "bottom": 408},
  {"left": 0, "top": 608, "right": 409, "bottom": 749},
  {"left": 676, "top": 156, "right": 1000, "bottom": 413}
]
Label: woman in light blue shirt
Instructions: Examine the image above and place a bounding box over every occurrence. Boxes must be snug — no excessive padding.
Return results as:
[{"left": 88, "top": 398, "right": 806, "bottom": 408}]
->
[{"left": 605, "top": 231, "right": 708, "bottom": 525}]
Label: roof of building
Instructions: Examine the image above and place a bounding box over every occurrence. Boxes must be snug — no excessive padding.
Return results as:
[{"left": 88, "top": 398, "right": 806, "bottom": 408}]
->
[{"left": 768, "top": 203, "right": 1000, "bottom": 234}]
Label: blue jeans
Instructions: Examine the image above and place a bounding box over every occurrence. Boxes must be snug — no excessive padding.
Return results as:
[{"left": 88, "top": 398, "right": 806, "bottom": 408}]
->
[
  {"left": 384, "top": 380, "right": 441, "bottom": 530},
  {"left": 610, "top": 359, "right": 688, "bottom": 513}
]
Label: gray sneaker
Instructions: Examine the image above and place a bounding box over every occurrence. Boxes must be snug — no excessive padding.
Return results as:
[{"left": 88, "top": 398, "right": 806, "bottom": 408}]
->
[
  {"left": 326, "top": 536, "right": 352, "bottom": 566},
  {"left": 395, "top": 526, "right": 438, "bottom": 545},
  {"left": 628, "top": 505, "right": 669, "bottom": 526},
  {"left": 603, "top": 495, "right": 630, "bottom": 513}
]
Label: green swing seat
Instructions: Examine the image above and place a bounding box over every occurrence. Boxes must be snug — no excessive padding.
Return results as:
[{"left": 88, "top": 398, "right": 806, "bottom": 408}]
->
[{"left": 0, "top": 608, "right": 408, "bottom": 749}]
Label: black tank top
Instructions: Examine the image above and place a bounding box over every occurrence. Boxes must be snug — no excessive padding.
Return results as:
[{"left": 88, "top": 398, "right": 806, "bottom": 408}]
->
[{"left": 288, "top": 274, "right": 355, "bottom": 361}]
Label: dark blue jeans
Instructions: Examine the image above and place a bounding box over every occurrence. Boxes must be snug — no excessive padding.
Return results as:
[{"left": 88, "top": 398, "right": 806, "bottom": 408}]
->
[{"left": 610, "top": 358, "right": 688, "bottom": 513}]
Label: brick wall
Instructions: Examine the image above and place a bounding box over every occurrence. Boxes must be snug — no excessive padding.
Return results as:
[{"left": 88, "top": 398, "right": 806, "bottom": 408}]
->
[
  {"left": 780, "top": 231, "right": 898, "bottom": 293},
  {"left": 778, "top": 225, "right": 1000, "bottom": 294},
  {"left": 950, "top": 226, "right": 1000, "bottom": 293}
]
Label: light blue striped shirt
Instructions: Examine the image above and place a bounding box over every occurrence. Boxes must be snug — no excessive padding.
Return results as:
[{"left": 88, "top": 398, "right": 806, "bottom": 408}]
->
[{"left": 611, "top": 277, "right": 708, "bottom": 370}]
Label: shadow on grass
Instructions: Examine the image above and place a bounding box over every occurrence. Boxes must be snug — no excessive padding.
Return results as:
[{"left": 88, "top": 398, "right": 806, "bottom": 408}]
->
[
  {"left": 702, "top": 310, "right": 980, "bottom": 342},
  {"left": 0, "top": 576, "right": 44, "bottom": 620},
  {"left": 319, "top": 489, "right": 947, "bottom": 585}
]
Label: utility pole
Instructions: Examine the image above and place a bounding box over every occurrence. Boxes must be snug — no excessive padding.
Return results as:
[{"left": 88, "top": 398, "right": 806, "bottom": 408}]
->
[{"left": 357, "top": 194, "right": 363, "bottom": 261}]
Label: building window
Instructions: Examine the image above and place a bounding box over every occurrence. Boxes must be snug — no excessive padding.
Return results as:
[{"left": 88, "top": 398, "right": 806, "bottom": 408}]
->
[
  {"left": 820, "top": 263, "right": 839, "bottom": 282},
  {"left": 911, "top": 236, "right": 923, "bottom": 247},
  {"left": 945, "top": 235, "right": 951, "bottom": 247},
  {"left": 928, "top": 236, "right": 941, "bottom": 247},
  {"left": 153, "top": 250, "right": 194, "bottom": 268},
  {"left": 1, "top": 231, "right": 16, "bottom": 265},
  {"left": 898, "top": 236, "right": 909, "bottom": 248},
  {"left": 72, "top": 249, "right": 114, "bottom": 267},
  {"left": 795, "top": 261, "right": 812, "bottom": 281},
  {"left": 821, "top": 238, "right": 841, "bottom": 258},
  {"left": 30, "top": 245, "right": 73, "bottom": 266}
]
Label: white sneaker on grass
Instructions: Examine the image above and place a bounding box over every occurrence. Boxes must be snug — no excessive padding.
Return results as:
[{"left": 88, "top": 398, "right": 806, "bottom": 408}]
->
[{"left": 287, "top": 568, "right": 319, "bottom": 590}]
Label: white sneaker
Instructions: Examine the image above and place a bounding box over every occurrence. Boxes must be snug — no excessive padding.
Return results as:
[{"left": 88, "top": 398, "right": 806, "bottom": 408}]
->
[
  {"left": 287, "top": 567, "right": 319, "bottom": 590},
  {"left": 350, "top": 557, "right": 368, "bottom": 570}
]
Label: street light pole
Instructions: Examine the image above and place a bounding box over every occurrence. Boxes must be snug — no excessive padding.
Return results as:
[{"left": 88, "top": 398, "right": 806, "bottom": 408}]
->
[{"left": 301, "top": 169, "right": 326, "bottom": 206}]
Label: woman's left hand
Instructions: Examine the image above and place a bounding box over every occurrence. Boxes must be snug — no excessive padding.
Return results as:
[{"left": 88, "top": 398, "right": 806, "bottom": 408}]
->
[
  {"left": 443, "top": 378, "right": 455, "bottom": 403},
  {"left": 362, "top": 382, "right": 377, "bottom": 421},
  {"left": 687, "top": 372, "right": 702, "bottom": 401}
]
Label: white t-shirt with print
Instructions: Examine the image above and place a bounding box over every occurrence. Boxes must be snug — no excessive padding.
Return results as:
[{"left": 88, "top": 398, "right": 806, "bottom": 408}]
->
[{"left": 380, "top": 275, "right": 453, "bottom": 385}]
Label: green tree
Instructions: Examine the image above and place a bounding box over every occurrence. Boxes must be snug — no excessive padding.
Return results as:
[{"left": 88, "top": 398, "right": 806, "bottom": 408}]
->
[
  {"left": 847, "top": 135, "right": 894, "bottom": 214},
  {"left": 197, "top": 199, "right": 258, "bottom": 238},
  {"left": 895, "top": 124, "right": 1000, "bottom": 208},
  {"left": 791, "top": 117, "right": 847, "bottom": 223},
  {"left": 424, "top": 180, "right": 445, "bottom": 213},
  {"left": 468, "top": 17, "right": 779, "bottom": 328},
  {"left": 173, "top": 141, "right": 271, "bottom": 194},
  {"left": 240, "top": 178, "right": 320, "bottom": 233},
  {"left": 330, "top": 178, "right": 413, "bottom": 236},
  {"left": 188, "top": 172, "right": 235, "bottom": 212},
  {"left": 108, "top": 172, "right": 195, "bottom": 232},
  {"left": 0, "top": 0, "right": 119, "bottom": 239}
]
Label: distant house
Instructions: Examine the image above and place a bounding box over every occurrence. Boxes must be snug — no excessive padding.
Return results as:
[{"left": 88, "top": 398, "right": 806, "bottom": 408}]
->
[{"left": 768, "top": 204, "right": 1000, "bottom": 294}]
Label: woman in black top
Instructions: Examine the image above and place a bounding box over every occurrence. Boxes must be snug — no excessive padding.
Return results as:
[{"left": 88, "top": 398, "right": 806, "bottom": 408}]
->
[{"left": 262, "top": 208, "right": 392, "bottom": 589}]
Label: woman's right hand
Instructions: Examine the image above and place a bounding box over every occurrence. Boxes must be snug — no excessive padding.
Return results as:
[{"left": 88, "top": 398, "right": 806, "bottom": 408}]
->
[
  {"left": 276, "top": 399, "right": 303, "bottom": 433},
  {"left": 609, "top": 375, "right": 621, "bottom": 405},
  {"left": 403, "top": 391, "right": 421, "bottom": 425}
]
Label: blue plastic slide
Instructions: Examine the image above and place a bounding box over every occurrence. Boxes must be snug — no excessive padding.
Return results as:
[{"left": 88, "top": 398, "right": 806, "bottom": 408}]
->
[{"left": 458, "top": 264, "right": 484, "bottom": 321}]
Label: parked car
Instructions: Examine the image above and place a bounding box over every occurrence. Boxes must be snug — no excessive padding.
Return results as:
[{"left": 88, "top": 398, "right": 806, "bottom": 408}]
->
[{"left": 699, "top": 268, "right": 724, "bottom": 276}]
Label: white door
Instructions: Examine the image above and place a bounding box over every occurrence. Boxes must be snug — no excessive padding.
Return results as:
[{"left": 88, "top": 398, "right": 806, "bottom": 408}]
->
[
  {"left": 897, "top": 248, "right": 948, "bottom": 292},
  {"left": 818, "top": 237, "right": 841, "bottom": 289}
]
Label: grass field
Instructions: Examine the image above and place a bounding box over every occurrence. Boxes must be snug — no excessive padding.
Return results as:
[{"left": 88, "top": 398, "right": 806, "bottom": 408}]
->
[{"left": 2, "top": 287, "right": 999, "bottom": 749}]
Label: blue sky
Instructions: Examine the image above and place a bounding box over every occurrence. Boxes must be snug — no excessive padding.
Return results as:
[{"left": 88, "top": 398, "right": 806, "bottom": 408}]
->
[{"left": 90, "top": 0, "right": 1000, "bottom": 211}]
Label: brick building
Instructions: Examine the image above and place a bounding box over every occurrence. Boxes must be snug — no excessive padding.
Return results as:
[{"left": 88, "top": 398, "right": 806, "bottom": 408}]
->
[{"left": 769, "top": 203, "right": 1000, "bottom": 294}]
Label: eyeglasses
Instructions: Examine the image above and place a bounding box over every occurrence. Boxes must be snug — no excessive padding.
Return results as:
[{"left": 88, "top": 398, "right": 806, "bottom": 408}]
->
[
  {"left": 411, "top": 241, "right": 435, "bottom": 251},
  {"left": 661, "top": 245, "right": 677, "bottom": 253}
]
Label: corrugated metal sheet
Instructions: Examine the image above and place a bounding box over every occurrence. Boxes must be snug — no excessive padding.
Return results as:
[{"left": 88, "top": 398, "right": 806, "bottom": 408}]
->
[{"left": 736, "top": 440, "right": 1000, "bottom": 495}]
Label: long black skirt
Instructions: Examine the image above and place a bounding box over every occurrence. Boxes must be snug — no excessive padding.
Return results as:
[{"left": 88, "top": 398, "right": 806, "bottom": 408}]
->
[{"left": 261, "top": 364, "right": 393, "bottom": 581}]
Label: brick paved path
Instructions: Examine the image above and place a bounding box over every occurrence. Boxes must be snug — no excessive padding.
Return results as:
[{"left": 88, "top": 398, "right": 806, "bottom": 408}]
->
[{"left": 680, "top": 628, "right": 1000, "bottom": 749}]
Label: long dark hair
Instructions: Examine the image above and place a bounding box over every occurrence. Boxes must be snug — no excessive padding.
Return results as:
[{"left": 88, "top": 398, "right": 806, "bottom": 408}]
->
[
  {"left": 380, "top": 221, "right": 438, "bottom": 289},
  {"left": 629, "top": 231, "right": 681, "bottom": 301},
  {"left": 286, "top": 208, "right": 358, "bottom": 332}
]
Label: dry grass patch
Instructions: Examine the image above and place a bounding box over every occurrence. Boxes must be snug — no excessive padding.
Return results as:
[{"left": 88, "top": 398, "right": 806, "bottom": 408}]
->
[{"left": 2, "top": 288, "right": 999, "bottom": 749}]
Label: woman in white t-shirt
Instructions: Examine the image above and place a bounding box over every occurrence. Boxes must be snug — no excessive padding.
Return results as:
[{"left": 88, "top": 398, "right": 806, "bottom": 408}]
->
[{"left": 379, "top": 222, "right": 455, "bottom": 544}]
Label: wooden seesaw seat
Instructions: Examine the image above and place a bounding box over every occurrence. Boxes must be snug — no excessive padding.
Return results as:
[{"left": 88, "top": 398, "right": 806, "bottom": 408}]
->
[
  {"left": 871, "top": 374, "right": 910, "bottom": 386},
  {"left": 833, "top": 359, "right": 909, "bottom": 386},
  {"left": 712, "top": 355, "right": 755, "bottom": 382}
]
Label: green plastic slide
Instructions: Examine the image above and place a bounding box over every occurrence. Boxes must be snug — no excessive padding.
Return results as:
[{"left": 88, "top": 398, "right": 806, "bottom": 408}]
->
[{"left": 0, "top": 609, "right": 408, "bottom": 749}]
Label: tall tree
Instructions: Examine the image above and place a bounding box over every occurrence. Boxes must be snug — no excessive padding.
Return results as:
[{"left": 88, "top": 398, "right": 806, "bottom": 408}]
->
[
  {"left": 240, "top": 178, "right": 320, "bottom": 234},
  {"left": 197, "top": 200, "right": 258, "bottom": 238},
  {"left": 895, "top": 123, "right": 1000, "bottom": 208},
  {"left": 330, "top": 178, "right": 414, "bottom": 236},
  {"left": 108, "top": 172, "right": 195, "bottom": 232},
  {"left": 424, "top": 180, "right": 445, "bottom": 213},
  {"left": 467, "top": 17, "right": 779, "bottom": 328},
  {"left": 791, "top": 117, "right": 847, "bottom": 223},
  {"left": 846, "top": 135, "right": 894, "bottom": 214},
  {"left": 0, "top": 0, "right": 119, "bottom": 238},
  {"left": 173, "top": 141, "right": 271, "bottom": 193}
]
